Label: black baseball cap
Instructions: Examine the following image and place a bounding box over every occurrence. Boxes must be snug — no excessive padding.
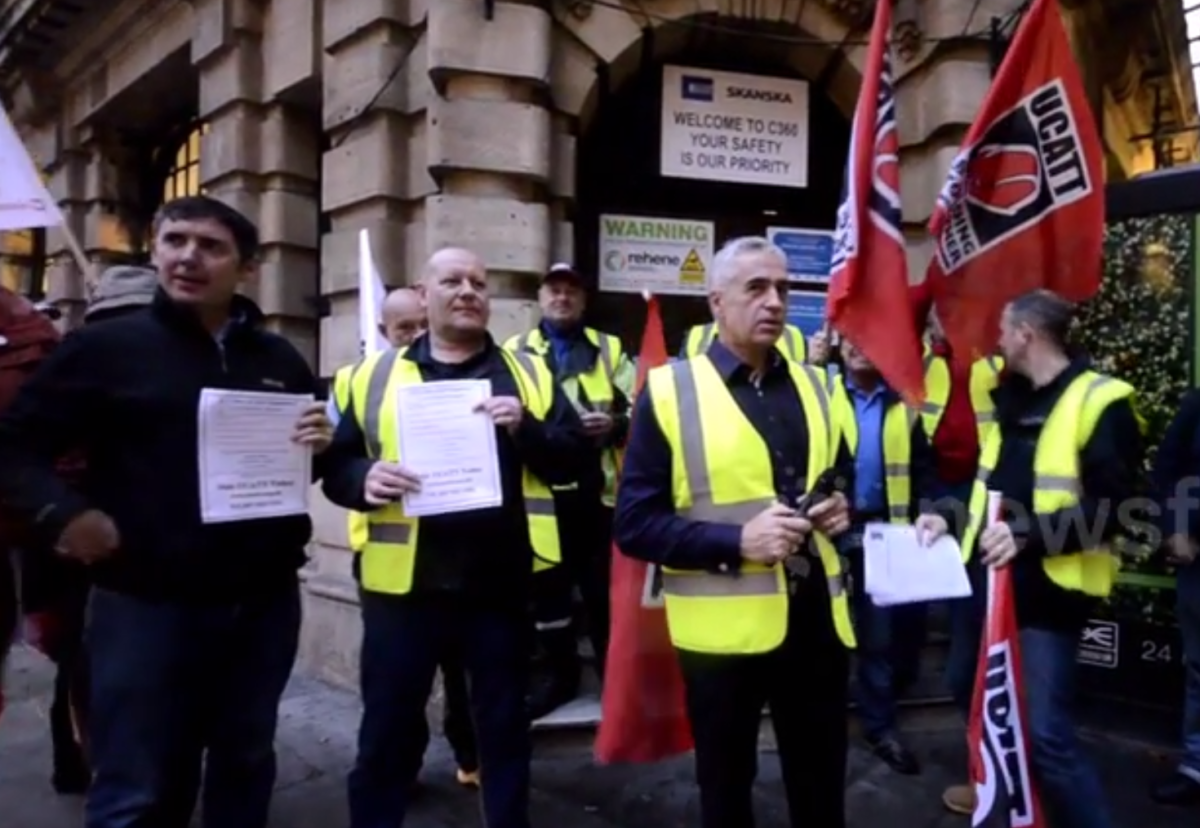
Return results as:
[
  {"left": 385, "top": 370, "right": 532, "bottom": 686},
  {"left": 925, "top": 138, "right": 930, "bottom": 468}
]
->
[{"left": 542, "top": 262, "right": 584, "bottom": 284}]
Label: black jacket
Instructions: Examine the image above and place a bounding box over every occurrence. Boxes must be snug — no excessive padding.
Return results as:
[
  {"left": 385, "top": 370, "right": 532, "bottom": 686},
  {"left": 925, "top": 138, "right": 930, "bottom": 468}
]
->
[
  {"left": 1152, "top": 388, "right": 1200, "bottom": 542},
  {"left": 0, "top": 290, "right": 322, "bottom": 604},
  {"left": 986, "top": 357, "right": 1143, "bottom": 631}
]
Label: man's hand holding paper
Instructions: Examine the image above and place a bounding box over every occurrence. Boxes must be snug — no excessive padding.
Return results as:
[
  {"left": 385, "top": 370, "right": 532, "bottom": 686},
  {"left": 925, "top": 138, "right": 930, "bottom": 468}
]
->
[{"left": 364, "top": 462, "right": 422, "bottom": 506}]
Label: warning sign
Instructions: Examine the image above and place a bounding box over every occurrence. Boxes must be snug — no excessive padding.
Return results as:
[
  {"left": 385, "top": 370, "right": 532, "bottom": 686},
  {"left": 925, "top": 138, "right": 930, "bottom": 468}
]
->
[
  {"left": 597, "top": 214, "right": 714, "bottom": 296},
  {"left": 679, "top": 248, "right": 706, "bottom": 285}
]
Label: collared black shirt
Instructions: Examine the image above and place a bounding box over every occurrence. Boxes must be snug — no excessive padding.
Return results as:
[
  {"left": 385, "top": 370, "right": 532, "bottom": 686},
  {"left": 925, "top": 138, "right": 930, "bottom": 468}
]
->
[
  {"left": 322, "top": 333, "right": 588, "bottom": 605},
  {"left": 614, "top": 341, "right": 854, "bottom": 572},
  {"left": 986, "top": 357, "right": 1143, "bottom": 631}
]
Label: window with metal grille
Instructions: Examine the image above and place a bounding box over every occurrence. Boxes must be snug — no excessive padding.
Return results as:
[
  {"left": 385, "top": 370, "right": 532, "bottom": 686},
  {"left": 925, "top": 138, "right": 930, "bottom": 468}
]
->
[
  {"left": 0, "top": 228, "right": 48, "bottom": 299},
  {"left": 162, "top": 123, "right": 208, "bottom": 202}
]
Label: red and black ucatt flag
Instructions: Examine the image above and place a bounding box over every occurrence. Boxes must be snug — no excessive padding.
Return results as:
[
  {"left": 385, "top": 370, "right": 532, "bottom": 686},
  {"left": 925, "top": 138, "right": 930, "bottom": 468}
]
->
[
  {"left": 926, "top": 0, "right": 1104, "bottom": 364},
  {"left": 969, "top": 556, "right": 1047, "bottom": 826},
  {"left": 826, "top": 0, "right": 925, "bottom": 404}
]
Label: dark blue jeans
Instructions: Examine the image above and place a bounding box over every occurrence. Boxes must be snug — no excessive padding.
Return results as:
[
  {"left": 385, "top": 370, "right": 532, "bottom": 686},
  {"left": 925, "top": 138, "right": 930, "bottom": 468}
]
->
[
  {"left": 1020, "top": 627, "right": 1112, "bottom": 828},
  {"left": 933, "top": 479, "right": 985, "bottom": 716},
  {"left": 349, "top": 592, "right": 532, "bottom": 828},
  {"left": 84, "top": 583, "right": 301, "bottom": 828},
  {"left": 945, "top": 556, "right": 986, "bottom": 715},
  {"left": 851, "top": 579, "right": 898, "bottom": 741},
  {"left": 1178, "top": 564, "right": 1200, "bottom": 780}
]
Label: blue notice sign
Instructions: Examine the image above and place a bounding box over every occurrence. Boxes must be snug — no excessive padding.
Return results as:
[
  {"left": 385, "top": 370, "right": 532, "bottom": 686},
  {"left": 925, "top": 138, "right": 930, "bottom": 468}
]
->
[
  {"left": 786, "top": 291, "right": 827, "bottom": 340},
  {"left": 767, "top": 227, "right": 834, "bottom": 284}
]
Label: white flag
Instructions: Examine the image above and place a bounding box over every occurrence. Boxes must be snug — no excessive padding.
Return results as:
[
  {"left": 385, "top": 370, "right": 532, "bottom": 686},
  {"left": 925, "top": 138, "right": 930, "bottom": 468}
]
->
[
  {"left": 0, "top": 103, "right": 62, "bottom": 232},
  {"left": 357, "top": 229, "right": 389, "bottom": 355}
]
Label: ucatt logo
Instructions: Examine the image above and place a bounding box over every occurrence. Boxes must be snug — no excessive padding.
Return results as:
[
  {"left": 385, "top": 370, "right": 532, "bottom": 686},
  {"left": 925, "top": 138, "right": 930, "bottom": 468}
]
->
[{"left": 934, "top": 79, "right": 1093, "bottom": 275}]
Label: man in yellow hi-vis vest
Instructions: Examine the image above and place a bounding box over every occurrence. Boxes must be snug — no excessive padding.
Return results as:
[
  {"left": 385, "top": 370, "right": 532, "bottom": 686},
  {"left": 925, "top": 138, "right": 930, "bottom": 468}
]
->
[
  {"left": 615, "top": 236, "right": 862, "bottom": 828},
  {"left": 831, "top": 336, "right": 951, "bottom": 778},
  {"left": 906, "top": 286, "right": 1005, "bottom": 762},
  {"left": 941, "top": 290, "right": 1143, "bottom": 826},
  {"left": 328, "top": 288, "right": 480, "bottom": 792},
  {"left": 320, "top": 248, "right": 588, "bottom": 828},
  {"left": 504, "top": 262, "right": 636, "bottom": 718}
]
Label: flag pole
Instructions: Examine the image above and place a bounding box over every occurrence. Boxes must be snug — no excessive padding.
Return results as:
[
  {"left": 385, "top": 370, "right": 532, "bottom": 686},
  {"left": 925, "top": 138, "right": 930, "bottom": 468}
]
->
[{"left": 60, "top": 226, "right": 92, "bottom": 286}]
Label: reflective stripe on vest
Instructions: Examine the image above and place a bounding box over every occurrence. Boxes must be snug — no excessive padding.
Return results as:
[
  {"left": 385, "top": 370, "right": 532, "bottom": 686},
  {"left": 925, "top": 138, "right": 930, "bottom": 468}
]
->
[
  {"left": 833, "top": 378, "right": 917, "bottom": 524},
  {"left": 507, "top": 327, "right": 626, "bottom": 504},
  {"left": 921, "top": 351, "right": 1002, "bottom": 445},
  {"left": 351, "top": 347, "right": 561, "bottom": 594},
  {"left": 960, "top": 371, "right": 1133, "bottom": 596},
  {"left": 647, "top": 356, "right": 856, "bottom": 654},
  {"left": 682, "top": 322, "right": 809, "bottom": 363}
]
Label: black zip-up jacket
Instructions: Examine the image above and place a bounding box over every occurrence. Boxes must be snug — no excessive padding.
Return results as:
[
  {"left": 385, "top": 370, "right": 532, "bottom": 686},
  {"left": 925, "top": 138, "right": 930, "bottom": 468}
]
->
[
  {"left": 0, "top": 290, "right": 322, "bottom": 604},
  {"left": 986, "top": 357, "right": 1143, "bottom": 631}
]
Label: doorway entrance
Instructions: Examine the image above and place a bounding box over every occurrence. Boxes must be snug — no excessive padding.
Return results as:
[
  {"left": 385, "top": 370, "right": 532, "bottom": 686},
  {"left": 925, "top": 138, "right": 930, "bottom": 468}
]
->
[{"left": 575, "top": 36, "right": 852, "bottom": 352}]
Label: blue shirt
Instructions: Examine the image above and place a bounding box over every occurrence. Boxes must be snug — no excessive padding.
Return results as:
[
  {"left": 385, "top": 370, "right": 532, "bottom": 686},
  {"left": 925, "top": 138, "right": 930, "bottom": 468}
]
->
[
  {"left": 541, "top": 321, "right": 577, "bottom": 376},
  {"left": 845, "top": 375, "right": 888, "bottom": 515}
]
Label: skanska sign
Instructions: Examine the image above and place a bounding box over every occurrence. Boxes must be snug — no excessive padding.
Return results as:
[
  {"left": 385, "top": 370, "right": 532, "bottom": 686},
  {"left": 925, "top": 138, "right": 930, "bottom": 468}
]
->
[{"left": 660, "top": 65, "right": 810, "bottom": 189}]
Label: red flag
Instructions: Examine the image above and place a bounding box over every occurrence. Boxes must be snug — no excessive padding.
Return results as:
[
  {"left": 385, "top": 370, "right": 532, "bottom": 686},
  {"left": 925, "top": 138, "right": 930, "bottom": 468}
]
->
[
  {"left": 926, "top": 0, "right": 1103, "bottom": 364},
  {"left": 968, "top": 493, "right": 1046, "bottom": 827},
  {"left": 826, "top": 0, "right": 925, "bottom": 404},
  {"left": 595, "top": 294, "right": 693, "bottom": 764}
]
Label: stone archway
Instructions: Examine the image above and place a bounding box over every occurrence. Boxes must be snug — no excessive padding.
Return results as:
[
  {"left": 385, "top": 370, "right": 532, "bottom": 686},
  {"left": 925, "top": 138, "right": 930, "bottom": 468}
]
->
[
  {"left": 546, "top": 0, "right": 998, "bottom": 288},
  {"left": 552, "top": 1, "right": 867, "bottom": 131},
  {"left": 553, "top": 3, "right": 868, "bottom": 345}
]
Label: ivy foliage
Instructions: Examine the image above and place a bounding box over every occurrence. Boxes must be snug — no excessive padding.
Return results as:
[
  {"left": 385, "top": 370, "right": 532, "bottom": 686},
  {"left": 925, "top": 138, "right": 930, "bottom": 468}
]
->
[{"left": 1074, "top": 213, "right": 1193, "bottom": 627}]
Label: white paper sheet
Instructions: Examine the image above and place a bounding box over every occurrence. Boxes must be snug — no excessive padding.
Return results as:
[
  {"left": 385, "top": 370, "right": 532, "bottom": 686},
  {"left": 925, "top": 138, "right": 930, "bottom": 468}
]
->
[
  {"left": 863, "top": 522, "right": 972, "bottom": 606},
  {"left": 197, "top": 389, "right": 313, "bottom": 524},
  {"left": 396, "top": 379, "right": 502, "bottom": 517}
]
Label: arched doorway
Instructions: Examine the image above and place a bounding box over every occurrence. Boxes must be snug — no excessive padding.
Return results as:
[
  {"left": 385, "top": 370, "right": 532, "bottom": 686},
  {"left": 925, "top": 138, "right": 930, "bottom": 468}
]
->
[{"left": 570, "top": 16, "right": 860, "bottom": 350}]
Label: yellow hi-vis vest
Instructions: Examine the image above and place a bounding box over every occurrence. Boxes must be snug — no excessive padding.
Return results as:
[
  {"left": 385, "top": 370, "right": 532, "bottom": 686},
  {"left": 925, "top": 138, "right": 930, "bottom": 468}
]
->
[
  {"left": 682, "top": 322, "right": 809, "bottom": 363},
  {"left": 960, "top": 370, "right": 1134, "bottom": 596},
  {"left": 831, "top": 376, "right": 917, "bottom": 524},
  {"left": 348, "top": 346, "right": 562, "bottom": 595},
  {"left": 332, "top": 363, "right": 370, "bottom": 552},
  {"left": 502, "top": 326, "right": 633, "bottom": 506},
  {"left": 646, "top": 356, "right": 857, "bottom": 654},
  {"left": 921, "top": 346, "right": 1003, "bottom": 445}
]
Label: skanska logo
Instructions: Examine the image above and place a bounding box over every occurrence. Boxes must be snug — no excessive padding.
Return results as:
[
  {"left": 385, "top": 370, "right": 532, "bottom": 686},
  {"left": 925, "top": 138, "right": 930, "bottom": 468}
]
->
[
  {"left": 727, "top": 86, "right": 793, "bottom": 104},
  {"left": 681, "top": 75, "right": 714, "bottom": 102}
]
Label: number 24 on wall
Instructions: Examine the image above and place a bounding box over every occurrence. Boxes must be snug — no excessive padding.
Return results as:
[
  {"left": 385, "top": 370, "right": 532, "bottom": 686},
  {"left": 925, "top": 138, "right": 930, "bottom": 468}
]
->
[{"left": 1140, "top": 639, "right": 1173, "bottom": 664}]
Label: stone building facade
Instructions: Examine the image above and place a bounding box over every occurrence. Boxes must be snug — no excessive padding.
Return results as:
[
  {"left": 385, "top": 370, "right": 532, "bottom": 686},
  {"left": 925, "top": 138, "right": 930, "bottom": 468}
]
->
[{"left": 0, "top": 0, "right": 1194, "bottom": 686}]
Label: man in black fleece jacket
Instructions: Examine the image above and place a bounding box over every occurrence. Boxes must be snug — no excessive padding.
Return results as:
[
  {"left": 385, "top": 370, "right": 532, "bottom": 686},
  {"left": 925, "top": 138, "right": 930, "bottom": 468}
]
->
[
  {"left": 953, "top": 290, "right": 1142, "bottom": 828},
  {"left": 0, "top": 196, "right": 333, "bottom": 828}
]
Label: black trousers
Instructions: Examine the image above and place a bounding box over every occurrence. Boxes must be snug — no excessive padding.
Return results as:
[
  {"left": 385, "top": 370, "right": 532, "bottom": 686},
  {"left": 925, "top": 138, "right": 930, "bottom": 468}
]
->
[
  {"left": 350, "top": 592, "right": 532, "bottom": 828},
  {"left": 676, "top": 576, "right": 849, "bottom": 828},
  {"left": 0, "top": 550, "right": 14, "bottom": 684},
  {"left": 416, "top": 659, "right": 477, "bottom": 772},
  {"left": 531, "top": 498, "right": 612, "bottom": 675}
]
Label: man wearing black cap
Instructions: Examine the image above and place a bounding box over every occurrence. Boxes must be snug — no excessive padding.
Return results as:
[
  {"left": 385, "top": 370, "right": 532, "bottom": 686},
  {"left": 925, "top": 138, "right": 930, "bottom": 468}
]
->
[{"left": 504, "top": 263, "right": 635, "bottom": 717}]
